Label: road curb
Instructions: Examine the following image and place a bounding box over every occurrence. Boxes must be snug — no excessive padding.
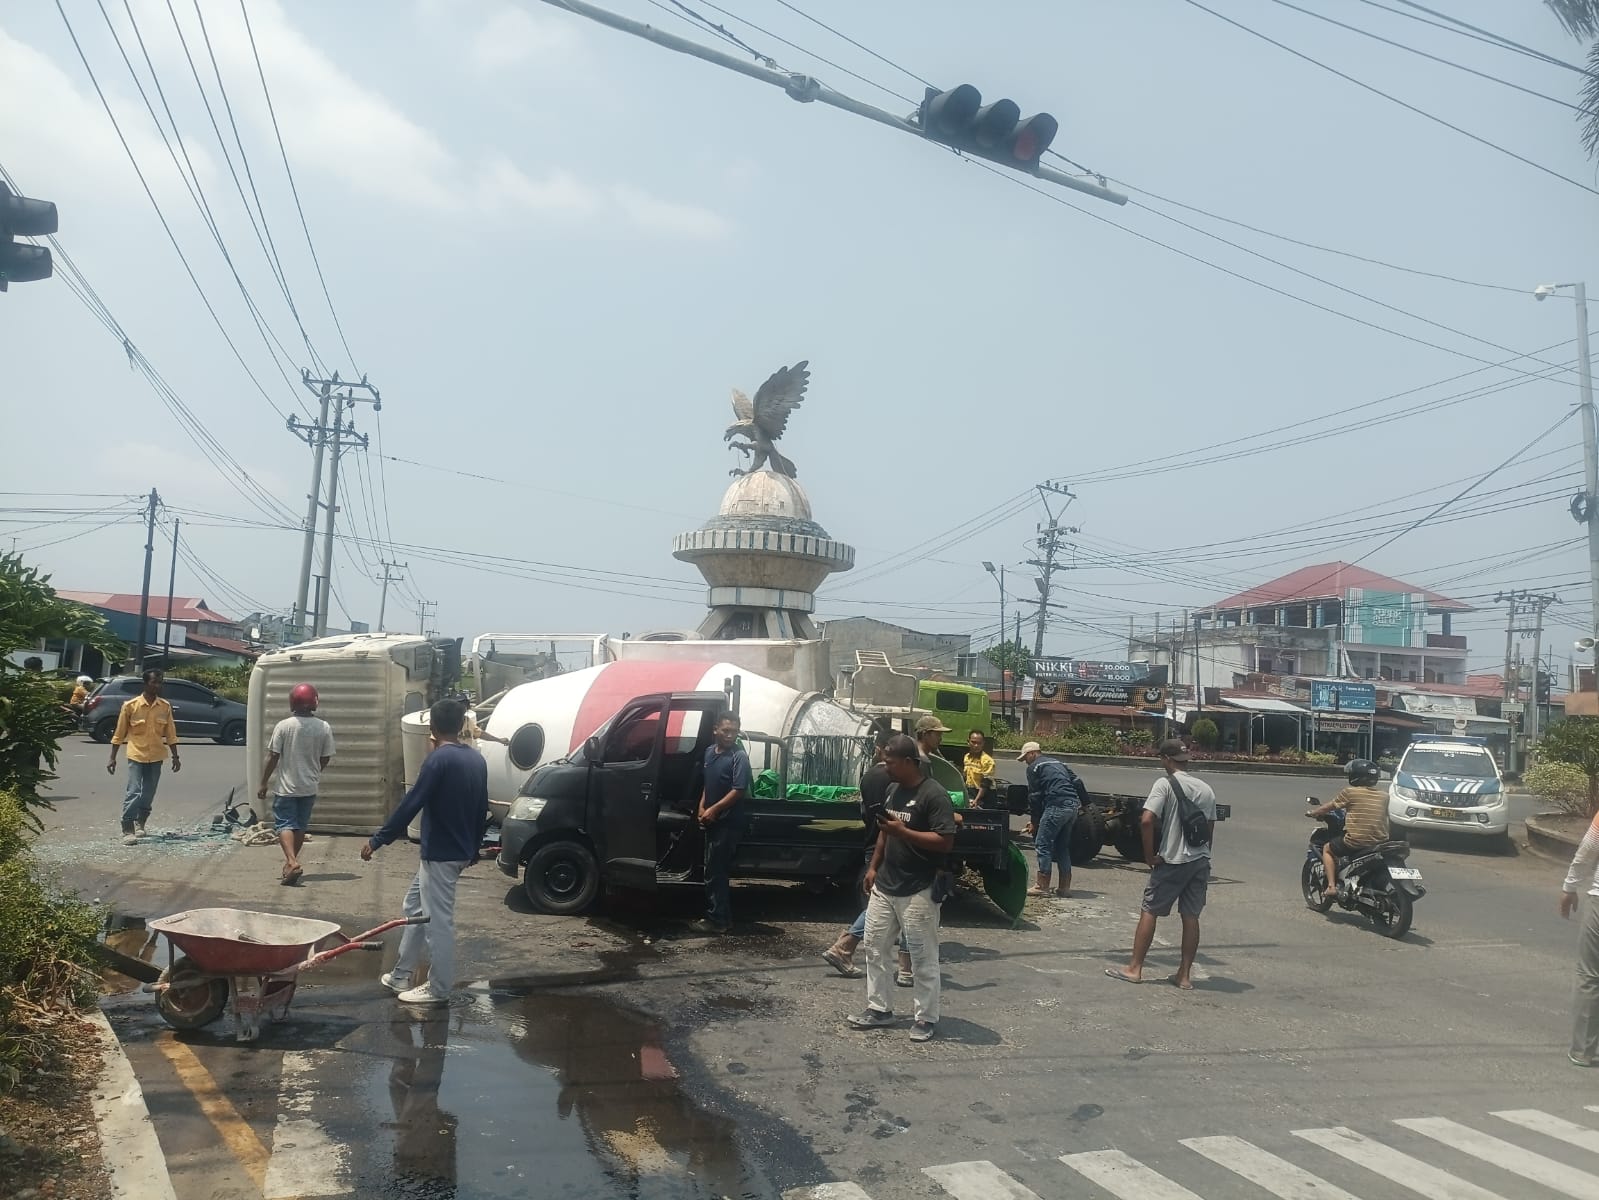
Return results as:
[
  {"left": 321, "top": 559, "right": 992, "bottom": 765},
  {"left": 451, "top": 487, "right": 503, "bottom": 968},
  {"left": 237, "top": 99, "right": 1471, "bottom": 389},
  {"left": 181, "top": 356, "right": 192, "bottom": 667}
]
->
[
  {"left": 993, "top": 749, "right": 1346, "bottom": 776},
  {"left": 85, "top": 1004, "right": 177, "bottom": 1200},
  {"left": 1525, "top": 812, "right": 1583, "bottom": 865}
]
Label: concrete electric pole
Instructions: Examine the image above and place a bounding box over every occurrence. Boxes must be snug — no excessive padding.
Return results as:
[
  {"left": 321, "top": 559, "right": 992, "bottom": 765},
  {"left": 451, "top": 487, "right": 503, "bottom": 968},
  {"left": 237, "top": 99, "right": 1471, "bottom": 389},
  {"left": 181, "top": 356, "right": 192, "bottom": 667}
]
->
[
  {"left": 287, "top": 371, "right": 380, "bottom": 639},
  {"left": 1026, "top": 481, "right": 1077, "bottom": 657},
  {"left": 1534, "top": 282, "right": 1598, "bottom": 684},
  {"left": 131, "top": 488, "right": 159, "bottom": 673},
  {"left": 418, "top": 600, "right": 437, "bottom": 639},
  {"left": 378, "top": 560, "right": 408, "bottom": 634},
  {"left": 1497, "top": 589, "right": 1559, "bottom": 767}
]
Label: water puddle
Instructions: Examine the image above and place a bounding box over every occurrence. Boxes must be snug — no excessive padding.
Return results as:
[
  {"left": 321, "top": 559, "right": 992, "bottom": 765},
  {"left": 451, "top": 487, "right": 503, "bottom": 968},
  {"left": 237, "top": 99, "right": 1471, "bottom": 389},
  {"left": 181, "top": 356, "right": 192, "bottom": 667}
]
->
[{"left": 341, "top": 984, "right": 783, "bottom": 1198}]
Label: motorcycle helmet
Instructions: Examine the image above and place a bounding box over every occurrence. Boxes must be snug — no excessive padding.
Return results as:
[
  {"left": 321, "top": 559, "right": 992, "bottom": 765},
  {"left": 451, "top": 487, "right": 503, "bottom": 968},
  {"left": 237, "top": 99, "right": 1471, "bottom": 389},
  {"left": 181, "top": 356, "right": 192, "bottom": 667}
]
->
[
  {"left": 289, "top": 683, "right": 319, "bottom": 712},
  {"left": 76, "top": 675, "right": 92, "bottom": 686},
  {"left": 1345, "top": 757, "right": 1380, "bottom": 787}
]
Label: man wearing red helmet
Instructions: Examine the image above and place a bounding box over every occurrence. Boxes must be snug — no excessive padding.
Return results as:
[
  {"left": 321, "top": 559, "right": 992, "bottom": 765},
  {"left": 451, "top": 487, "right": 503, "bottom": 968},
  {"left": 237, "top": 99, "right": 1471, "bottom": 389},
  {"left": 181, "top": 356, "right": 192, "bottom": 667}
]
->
[{"left": 257, "top": 682, "right": 336, "bottom": 885}]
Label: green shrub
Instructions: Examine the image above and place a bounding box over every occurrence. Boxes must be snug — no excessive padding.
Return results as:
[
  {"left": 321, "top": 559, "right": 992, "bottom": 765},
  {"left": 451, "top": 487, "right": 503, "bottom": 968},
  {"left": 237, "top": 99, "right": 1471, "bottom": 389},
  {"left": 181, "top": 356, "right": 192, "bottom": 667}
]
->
[
  {"left": 1526, "top": 760, "right": 1590, "bottom": 815},
  {"left": 1191, "top": 718, "right": 1219, "bottom": 750},
  {"left": 0, "top": 789, "right": 103, "bottom": 1091},
  {"left": 1303, "top": 751, "right": 1337, "bottom": 766},
  {"left": 168, "top": 663, "right": 251, "bottom": 703},
  {"left": 993, "top": 728, "right": 1026, "bottom": 750},
  {"left": 1123, "top": 728, "right": 1154, "bottom": 749}
]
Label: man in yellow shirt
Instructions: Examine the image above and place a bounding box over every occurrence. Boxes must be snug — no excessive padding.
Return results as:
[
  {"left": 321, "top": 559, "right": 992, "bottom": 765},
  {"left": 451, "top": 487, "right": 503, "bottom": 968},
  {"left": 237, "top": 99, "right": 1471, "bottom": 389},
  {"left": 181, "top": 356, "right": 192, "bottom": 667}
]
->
[
  {"left": 962, "top": 731, "right": 995, "bottom": 807},
  {"left": 107, "top": 669, "right": 181, "bottom": 845}
]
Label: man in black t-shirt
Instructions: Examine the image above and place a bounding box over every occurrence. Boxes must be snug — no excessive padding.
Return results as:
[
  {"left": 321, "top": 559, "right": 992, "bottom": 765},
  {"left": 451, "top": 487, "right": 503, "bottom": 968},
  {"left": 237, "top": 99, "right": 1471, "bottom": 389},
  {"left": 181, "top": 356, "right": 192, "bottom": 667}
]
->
[{"left": 846, "top": 734, "right": 956, "bottom": 1043}]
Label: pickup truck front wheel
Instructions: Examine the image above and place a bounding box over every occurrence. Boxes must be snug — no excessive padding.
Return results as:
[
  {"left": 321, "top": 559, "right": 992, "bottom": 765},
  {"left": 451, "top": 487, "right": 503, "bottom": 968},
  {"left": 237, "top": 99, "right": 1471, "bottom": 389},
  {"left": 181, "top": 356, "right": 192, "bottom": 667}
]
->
[{"left": 523, "top": 839, "right": 600, "bottom": 915}]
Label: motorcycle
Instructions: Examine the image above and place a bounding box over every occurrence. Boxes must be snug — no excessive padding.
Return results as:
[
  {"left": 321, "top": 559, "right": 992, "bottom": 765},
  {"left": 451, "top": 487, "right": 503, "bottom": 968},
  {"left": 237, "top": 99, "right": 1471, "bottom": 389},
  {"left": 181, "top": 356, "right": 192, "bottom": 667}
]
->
[{"left": 1302, "top": 798, "right": 1424, "bottom": 939}]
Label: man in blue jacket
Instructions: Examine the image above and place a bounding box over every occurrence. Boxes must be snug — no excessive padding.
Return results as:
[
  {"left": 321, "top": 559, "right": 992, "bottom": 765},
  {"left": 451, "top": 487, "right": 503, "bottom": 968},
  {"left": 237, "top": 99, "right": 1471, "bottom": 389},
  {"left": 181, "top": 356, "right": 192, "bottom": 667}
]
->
[
  {"left": 361, "top": 697, "right": 488, "bottom": 1005},
  {"left": 1019, "top": 741, "right": 1087, "bottom": 898}
]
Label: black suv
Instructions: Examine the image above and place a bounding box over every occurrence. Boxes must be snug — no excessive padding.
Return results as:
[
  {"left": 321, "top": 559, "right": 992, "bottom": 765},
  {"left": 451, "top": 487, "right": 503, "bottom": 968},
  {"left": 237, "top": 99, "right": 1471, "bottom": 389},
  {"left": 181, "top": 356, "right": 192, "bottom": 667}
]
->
[{"left": 81, "top": 676, "right": 248, "bottom": 746}]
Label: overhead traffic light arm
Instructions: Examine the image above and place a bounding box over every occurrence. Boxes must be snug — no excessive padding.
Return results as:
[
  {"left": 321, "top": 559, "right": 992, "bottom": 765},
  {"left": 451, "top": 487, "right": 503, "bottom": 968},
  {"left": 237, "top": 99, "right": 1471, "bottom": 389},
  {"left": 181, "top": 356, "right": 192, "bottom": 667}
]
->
[{"left": 534, "top": 0, "right": 1127, "bottom": 205}]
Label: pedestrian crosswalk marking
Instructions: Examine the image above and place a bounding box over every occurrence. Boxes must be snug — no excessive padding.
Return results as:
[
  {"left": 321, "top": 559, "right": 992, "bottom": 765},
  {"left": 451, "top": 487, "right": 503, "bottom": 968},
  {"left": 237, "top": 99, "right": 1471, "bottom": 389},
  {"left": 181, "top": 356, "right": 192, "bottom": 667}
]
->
[
  {"left": 1494, "top": 1108, "right": 1599, "bottom": 1156},
  {"left": 782, "top": 1184, "right": 874, "bottom": 1200},
  {"left": 1291, "top": 1125, "right": 1510, "bottom": 1200},
  {"left": 262, "top": 1050, "right": 351, "bottom": 1199},
  {"left": 1058, "top": 1149, "right": 1204, "bottom": 1199},
  {"left": 1396, "top": 1116, "right": 1599, "bottom": 1200},
  {"left": 921, "top": 1161, "right": 1043, "bottom": 1200},
  {"left": 1181, "top": 1134, "right": 1361, "bottom": 1199}
]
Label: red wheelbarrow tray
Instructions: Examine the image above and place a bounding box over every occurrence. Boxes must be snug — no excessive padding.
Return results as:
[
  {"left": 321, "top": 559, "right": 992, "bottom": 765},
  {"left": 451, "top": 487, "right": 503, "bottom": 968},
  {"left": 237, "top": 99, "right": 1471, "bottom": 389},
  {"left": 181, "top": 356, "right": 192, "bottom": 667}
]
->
[{"left": 147, "top": 908, "right": 346, "bottom": 975}]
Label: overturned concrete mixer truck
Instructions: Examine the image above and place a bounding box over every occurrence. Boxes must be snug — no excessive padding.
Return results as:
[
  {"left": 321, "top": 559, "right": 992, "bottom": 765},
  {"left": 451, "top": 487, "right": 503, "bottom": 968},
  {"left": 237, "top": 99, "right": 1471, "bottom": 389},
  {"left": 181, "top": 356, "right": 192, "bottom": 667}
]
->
[{"left": 484, "top": 658, "right": 1024, "bottom": 917}]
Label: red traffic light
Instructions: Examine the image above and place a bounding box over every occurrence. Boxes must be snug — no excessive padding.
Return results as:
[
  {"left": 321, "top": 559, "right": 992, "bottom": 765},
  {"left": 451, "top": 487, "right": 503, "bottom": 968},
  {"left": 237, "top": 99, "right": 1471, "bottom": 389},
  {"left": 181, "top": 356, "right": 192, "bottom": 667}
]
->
[{"left": 917, "top": 85, "right": 1059, "bottom": 174}]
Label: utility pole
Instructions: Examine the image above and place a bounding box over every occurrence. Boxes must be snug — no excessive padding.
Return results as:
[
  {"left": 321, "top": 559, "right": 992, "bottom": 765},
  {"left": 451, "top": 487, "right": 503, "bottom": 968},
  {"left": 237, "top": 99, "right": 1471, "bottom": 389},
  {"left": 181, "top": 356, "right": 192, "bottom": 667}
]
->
[
  {"left": 291, "top": 377, "right": 331, "bottom": 639},
  {"left": 1497, "top": 590, "right": 1559, "bottom": 768},
  {"left": 1027, "top": 481, "right": 1077, "bottom": 657},
  {"left": 131, "top": 489, "right": 158, "bottom": 673},
  {"left": 161, "top": 517, "right": 179, "bottom": 666},
  {"left": 1534, "top": 282, "right": 1598, "bottom": 684},
  {"left": 378, "top": 560, "right": 408, "bottom": 633},
  {"left": 288, "top": 371, "right": 380, "bottom": 639},
  {"left": 418, "top": 600, "right": 437, "bottom": 638}
]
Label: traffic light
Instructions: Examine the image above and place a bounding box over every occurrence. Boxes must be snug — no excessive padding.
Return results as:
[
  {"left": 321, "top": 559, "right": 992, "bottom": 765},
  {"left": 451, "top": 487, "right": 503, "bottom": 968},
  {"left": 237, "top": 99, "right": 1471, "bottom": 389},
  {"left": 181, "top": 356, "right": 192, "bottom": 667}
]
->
[
  {"left": 917, "top": 85, "right": 1059, "bottom": 171},
  {"left": 0, "top": 183, "right": 58, "bottom": 292},
  {"left": 1537, "top": 671, "right": 1552, "bottom": 704}
]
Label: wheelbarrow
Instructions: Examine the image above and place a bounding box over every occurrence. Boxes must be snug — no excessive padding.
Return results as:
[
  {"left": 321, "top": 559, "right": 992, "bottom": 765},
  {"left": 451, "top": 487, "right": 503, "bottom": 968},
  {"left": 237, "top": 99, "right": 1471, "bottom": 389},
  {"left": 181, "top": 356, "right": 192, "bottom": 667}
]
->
[{"left": 147, "top": 907, "right": 427, "bottom": 1041}]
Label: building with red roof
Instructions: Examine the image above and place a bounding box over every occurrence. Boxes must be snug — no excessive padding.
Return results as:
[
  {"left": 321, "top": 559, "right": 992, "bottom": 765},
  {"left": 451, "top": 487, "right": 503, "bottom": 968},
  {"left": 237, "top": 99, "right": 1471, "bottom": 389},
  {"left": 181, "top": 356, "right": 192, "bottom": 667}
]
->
[{"left": 1127, "top": 561, "right": 1471, "bottom": 696}]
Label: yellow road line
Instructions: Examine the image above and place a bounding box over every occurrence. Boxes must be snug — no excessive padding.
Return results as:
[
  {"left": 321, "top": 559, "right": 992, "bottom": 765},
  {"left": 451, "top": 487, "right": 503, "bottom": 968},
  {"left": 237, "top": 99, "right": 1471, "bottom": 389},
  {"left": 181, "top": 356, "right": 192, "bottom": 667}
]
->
[{"left": 154, "top": 1035, "right": 271, "bottom": 1192}]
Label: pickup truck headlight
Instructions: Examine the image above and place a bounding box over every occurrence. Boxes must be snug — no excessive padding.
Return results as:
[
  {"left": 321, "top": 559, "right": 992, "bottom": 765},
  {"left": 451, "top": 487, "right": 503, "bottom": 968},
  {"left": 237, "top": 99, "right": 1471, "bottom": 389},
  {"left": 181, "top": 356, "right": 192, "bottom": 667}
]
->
[
  {"left": 507, "top": 796, "right": 547, "bottom": 822},
  {"left": 1391, "top": 784, "right": 1417, "bottom": 802}
]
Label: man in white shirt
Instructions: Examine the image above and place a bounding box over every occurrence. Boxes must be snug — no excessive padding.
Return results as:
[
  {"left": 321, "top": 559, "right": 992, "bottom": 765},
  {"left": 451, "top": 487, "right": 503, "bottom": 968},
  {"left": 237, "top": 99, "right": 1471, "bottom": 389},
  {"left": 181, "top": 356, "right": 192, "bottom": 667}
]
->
[
  {"left": 1560, "top": 811, "right": 1599, "bottom": 1066},
  {"left": 257, "top": 683, "right": 335, "bottom": 886},
  {"left": 1106, "top": 738, "right": 1216, "bottom": 990}
]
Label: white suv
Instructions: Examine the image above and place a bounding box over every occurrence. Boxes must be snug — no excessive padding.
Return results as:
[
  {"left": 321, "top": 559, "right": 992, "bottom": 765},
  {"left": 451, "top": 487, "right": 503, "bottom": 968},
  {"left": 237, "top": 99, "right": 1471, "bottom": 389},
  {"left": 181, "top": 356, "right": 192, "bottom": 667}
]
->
[{"left": 1387, "top": 737, "right": 1507, "bottom": 841}]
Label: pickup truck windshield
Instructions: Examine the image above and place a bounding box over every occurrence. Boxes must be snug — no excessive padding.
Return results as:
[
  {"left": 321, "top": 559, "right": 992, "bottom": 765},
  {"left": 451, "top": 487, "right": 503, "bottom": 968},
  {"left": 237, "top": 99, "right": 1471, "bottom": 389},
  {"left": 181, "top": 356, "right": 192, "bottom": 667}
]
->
[{"left": 1403, "top": 749, "right": 1497, "bottom": 778}]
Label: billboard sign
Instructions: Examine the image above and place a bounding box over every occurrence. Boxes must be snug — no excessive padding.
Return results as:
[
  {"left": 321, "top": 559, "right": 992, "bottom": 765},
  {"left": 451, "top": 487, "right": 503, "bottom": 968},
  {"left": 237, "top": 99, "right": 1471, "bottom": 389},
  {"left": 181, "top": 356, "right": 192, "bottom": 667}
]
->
[
  {"left": 1310, "top": 679, "right": 1376, "bottom": 714},
  {"left": 1031, "top": 658, "right": 1162, "bottom": 684}
]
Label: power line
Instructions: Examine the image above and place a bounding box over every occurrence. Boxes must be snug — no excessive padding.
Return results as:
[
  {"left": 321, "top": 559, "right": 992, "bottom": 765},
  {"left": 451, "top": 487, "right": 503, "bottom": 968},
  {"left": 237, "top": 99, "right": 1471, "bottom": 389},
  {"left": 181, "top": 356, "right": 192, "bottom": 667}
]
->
[
  {"left": 239, "top": 0, "right": 360, "bottom": 373},
  {"left": 768, "top": 0, "right": 932, "bottom": 87},
  {"left": 1263, "top": 0, "right": 1585, "bottom": 111},
  {"left": 57, "top": 0, "right": 299, "bottom": 420},
  {"left": 187, "top": 0, "right": 325, "bottom": 375},
  {"left": 1181, "top": 0, "right": 1599, "bottom": 196},
  {"left": 1386, "top": 0, "right": 1592, "bottom": 74}
]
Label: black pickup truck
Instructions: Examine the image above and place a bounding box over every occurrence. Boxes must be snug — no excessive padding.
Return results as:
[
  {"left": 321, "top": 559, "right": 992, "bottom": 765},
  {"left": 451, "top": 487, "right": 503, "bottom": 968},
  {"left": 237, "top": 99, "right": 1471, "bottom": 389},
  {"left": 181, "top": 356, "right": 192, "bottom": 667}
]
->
[{"left": 497, "top": 689, "right": 1019, "bottom": 916}]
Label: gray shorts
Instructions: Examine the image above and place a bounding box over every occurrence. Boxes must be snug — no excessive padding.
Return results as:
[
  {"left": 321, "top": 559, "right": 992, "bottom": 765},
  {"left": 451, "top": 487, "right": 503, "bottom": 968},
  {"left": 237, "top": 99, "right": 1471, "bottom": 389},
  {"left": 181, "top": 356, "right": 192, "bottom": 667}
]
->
[{"left": 1143, "top": 856, "right": 1210, "bottom": 917}]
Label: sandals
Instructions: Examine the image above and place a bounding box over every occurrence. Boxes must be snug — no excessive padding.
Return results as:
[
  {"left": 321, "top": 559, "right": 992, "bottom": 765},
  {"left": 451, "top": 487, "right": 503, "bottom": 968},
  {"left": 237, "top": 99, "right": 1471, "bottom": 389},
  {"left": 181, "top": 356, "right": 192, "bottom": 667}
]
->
[{"left": 281, "top": 864, "right": 303, "bottom": 886}]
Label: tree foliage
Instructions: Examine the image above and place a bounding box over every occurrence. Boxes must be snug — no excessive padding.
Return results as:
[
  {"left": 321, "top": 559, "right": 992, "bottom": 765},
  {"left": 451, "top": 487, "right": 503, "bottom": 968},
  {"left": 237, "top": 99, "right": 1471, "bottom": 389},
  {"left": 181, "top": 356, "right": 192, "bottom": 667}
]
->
[
  {"left": 1537, "top": 717, "right": 1599, "bottom": 815},
  {"left": 983, "top": 639, "right": 1032, "bottom": 680},
  {"left": 1191, "top": 717, "right": 1220, "bottom": 750},
  {"left": 1544, "top": 0, "right": 1599, "bottom": 159},
  {"left": 0, "top": 554, "right": 122, "bottom": 815}
]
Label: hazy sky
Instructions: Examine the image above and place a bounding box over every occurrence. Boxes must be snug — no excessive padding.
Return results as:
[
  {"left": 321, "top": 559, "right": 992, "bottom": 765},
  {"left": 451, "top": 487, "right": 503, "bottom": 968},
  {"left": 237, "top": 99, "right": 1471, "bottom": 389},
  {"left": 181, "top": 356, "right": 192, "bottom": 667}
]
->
[{"left": 4, "top": 0, "right": 1597, "bottom": 678}]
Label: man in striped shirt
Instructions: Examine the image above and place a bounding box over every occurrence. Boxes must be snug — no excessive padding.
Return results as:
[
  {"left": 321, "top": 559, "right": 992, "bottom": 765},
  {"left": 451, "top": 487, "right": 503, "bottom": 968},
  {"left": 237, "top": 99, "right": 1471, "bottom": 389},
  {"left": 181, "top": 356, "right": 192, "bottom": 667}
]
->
[{"left": 1561, "top": 809, "right": 1599, "bottom": 1066}]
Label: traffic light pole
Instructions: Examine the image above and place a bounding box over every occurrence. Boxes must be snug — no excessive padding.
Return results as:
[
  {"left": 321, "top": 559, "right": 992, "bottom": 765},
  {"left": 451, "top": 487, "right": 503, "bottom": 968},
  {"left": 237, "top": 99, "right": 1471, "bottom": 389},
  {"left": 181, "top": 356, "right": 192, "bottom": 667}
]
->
[{"left": 534, "top": 0, "right": 1128, "bottom": 205}]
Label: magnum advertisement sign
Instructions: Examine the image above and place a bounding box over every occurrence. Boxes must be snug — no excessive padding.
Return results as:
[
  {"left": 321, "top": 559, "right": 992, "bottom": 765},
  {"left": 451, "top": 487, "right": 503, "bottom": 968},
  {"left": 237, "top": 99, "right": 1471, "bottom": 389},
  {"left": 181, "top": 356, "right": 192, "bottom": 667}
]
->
[{"left": 1035, "top": 680, "right": 1167, "bottom": 709}]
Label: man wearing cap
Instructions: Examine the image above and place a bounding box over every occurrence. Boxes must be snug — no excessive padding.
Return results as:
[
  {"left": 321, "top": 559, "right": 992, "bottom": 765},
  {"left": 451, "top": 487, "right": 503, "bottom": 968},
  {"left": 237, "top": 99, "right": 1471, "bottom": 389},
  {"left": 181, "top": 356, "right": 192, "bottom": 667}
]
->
[
  {"left": 258, "top": 683, "right": 336, "bottom": 885},
  {"left": 1018, "top": 742, "right": 1087, "bottom": 898},
  {"left": 1107, "top": 738, "right": 1217, "bottom": 990},
  {"left": 912, "top": 714, "right": 949, "bottom": 762}
]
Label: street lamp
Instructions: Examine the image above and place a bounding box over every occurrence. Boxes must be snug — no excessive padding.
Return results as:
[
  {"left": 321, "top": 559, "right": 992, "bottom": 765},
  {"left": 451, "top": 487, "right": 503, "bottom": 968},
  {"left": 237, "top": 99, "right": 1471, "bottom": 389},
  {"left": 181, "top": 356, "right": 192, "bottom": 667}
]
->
[{"left": 1534, "top": 282, "right": 1599, "bottom": 691}]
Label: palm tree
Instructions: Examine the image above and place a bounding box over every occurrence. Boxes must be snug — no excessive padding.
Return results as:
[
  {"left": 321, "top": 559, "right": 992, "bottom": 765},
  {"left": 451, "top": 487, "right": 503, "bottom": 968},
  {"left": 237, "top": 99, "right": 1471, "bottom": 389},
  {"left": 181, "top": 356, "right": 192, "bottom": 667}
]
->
[{"left": 1545, "top": 0, "right": 1599, "bottom": 157}]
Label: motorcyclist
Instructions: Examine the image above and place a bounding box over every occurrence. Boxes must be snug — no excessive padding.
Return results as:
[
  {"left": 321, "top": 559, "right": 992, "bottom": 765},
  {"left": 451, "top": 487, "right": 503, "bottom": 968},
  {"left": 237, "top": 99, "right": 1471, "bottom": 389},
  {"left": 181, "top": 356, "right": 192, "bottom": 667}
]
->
[{"left": 1306, "top": 758, "right": 1389, "bottom": 899}]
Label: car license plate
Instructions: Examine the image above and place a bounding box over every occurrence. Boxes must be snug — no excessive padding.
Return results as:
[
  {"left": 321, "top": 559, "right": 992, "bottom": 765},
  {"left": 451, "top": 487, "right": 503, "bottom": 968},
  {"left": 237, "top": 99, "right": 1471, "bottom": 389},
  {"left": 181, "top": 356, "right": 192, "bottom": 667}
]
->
[
  {"left": 1428, "top": 807, "right": 1467, "bottom": 821},
  {"left": 1387, "top": 867, "right": 1422, "bottom": 879}
]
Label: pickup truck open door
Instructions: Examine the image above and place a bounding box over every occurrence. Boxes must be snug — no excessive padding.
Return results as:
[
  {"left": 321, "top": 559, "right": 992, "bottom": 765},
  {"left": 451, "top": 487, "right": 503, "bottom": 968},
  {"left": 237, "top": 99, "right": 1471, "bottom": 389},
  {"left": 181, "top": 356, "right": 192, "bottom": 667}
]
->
[{"left": 587, "top": 692, "right": 725, "bottom": 891}]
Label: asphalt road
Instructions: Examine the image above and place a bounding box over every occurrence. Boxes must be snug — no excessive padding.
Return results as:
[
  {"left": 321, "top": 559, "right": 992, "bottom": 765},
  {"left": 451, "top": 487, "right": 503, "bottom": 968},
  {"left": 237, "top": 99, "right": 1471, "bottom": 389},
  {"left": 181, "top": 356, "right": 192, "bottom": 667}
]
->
[{"left": 52, "top": 741, "right": 1599, "bottom": 1200}]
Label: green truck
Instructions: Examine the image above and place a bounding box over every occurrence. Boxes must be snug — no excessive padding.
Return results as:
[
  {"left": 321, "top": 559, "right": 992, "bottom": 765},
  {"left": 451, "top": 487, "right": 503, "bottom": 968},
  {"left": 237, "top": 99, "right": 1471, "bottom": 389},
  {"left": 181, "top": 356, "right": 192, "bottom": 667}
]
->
[{"left": 916, "top": 680, "right": 992, "bottom": 753}]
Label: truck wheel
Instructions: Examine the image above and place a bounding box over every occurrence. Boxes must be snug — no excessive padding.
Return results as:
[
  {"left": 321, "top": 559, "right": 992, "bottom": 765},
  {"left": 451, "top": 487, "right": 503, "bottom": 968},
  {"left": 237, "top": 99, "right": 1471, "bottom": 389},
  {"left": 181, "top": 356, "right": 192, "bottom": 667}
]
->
[
  {"left": 1068, "top": 814, "right": 1104, "bottom": 865},
  {"left": 523, "top": 840, "right": 599, "bottom": 915},
  {"left": 1115, "top": 833, "right": 1144, "bottom": 861}
]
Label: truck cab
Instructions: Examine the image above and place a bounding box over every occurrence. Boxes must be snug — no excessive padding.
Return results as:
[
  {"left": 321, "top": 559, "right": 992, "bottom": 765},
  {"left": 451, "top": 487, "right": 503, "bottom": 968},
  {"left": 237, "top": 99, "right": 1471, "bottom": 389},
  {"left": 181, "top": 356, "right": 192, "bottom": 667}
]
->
[{"left": 498, "top": 690, "right": 1013, "bottom": 915}]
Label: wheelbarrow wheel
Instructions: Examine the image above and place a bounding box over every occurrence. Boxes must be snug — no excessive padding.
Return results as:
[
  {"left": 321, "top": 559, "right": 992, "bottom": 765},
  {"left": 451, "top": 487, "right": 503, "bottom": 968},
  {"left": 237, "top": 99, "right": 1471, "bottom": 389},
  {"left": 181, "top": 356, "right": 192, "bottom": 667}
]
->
[{"left": 158, "top": 958, "right": 229, "bottom": 1030}]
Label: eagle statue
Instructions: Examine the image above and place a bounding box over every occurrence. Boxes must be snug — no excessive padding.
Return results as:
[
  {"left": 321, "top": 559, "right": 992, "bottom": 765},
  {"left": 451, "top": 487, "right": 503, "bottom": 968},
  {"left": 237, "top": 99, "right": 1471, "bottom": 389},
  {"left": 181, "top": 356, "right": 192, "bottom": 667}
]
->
[{"left": 724, "top": 360, "right": 809, "bottom": 478}]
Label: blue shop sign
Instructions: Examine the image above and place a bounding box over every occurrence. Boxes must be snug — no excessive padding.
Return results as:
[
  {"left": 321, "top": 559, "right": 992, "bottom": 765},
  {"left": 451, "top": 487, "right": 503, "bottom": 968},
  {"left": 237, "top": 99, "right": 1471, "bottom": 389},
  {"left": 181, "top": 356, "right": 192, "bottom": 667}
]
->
[{"left": 1310, "top": 680, "right": 1376, "bottom": 714}]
